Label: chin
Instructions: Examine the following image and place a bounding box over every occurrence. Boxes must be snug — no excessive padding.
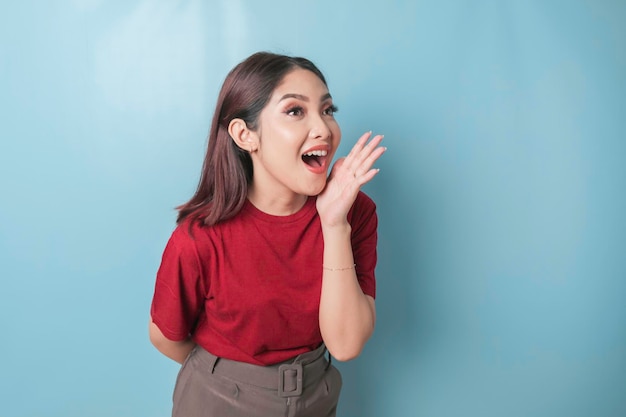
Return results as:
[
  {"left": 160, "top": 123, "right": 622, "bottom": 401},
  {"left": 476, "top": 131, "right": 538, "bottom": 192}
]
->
[{"left": 304, "top": 180, "right": 328, "bottom": 196}]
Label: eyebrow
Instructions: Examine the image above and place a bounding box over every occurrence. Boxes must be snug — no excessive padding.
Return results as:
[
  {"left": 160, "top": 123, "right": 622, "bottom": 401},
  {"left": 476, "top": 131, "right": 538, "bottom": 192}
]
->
[{"left": 279, "top": 93, "right": 333, "bottom": 102}]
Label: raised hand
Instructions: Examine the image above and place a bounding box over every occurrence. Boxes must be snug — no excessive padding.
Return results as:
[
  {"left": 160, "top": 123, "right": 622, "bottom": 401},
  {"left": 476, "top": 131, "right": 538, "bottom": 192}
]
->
[{"left": 316, "top": 131, "right": 386, "bottom": 228}]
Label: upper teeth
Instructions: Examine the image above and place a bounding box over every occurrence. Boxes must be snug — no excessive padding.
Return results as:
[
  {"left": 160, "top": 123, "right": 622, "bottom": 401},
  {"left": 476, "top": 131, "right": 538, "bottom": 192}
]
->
[{"left": 303, "top": 150, "right": 327, "bottom": 157}]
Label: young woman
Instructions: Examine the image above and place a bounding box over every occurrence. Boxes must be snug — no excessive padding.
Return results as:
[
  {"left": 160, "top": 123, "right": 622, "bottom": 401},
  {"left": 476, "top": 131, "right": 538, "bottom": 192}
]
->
[{"left": 149, "top": 51, "right": 385, "bottom": 417}]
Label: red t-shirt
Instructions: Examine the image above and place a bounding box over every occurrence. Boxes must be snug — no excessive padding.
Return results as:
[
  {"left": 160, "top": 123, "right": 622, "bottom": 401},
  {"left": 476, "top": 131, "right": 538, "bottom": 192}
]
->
[{"left": 150, "top": 191, "right": 377, "bottom": 365}]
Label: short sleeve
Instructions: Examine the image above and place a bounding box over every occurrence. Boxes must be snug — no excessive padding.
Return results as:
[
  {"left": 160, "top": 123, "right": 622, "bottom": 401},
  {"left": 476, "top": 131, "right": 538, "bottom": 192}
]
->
[
  {"left": 150, "top": 228, "right": 206, "bottom": 341},
  {"left": 349, "top": 192, "right": 378, "bottom": 299}
]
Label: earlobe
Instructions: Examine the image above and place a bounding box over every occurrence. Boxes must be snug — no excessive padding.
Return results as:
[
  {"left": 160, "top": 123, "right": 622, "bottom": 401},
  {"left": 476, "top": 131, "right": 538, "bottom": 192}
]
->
[{"left": 228, "top": 118, "right": 258, "bottom": 153}]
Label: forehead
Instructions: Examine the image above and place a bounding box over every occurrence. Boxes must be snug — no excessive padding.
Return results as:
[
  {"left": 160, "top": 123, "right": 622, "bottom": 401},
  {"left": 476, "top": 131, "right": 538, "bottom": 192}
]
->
[{"left": 270, "top": 68, "right": 330, "bottom": 100}]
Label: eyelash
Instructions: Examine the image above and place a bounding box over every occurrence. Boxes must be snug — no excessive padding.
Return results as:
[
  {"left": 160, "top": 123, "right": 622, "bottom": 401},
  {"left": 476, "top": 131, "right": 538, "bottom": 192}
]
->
[
  {"left": 285, "top": 104, "right": 339, "bottom": 117},
  {"left": 286, "top": 106, "right": 304, "bottom": 116},
  {"left": 324, "top": 105, "right": 339, "bottom": 116}
]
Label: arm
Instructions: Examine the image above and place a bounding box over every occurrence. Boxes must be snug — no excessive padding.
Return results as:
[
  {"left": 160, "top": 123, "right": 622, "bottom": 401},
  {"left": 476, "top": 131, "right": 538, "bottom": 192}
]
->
[
  {"left": 317, "top": 132, "right": 385, "bottom": 361},
  {"left": 319, "top": 223, "right": 377, "bottom": 361},
  {"left": 149, "top": 227, "right": 205, "bottom": 365},
  {"left": 149, "top": 318, "right": 196, "bottom": 364}
]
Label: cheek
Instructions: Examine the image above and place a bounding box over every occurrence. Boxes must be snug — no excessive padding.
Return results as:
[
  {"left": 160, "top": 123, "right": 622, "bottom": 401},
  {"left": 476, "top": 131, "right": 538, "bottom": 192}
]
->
[
  {"left": 258, "top": 127, "right": 292, "bottom": 155},
  {"left": 333, "top": 126, "right": 341, "bottom": 150},
  {"left": 332, "top": 124, "right": 342, "bottom": 145}
]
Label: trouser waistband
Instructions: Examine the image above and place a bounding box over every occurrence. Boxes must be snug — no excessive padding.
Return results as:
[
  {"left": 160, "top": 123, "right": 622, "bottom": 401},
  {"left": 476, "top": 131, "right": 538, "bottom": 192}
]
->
[{"left": 193, "top": 344, "right": 329, "bottom": 398}]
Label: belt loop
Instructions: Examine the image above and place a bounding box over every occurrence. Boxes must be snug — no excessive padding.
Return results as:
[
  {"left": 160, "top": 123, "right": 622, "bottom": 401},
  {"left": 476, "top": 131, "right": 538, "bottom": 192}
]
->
[
  {"left": 278, "top": 363, "right": 303, "bottom": 397},
  {"left": 204, "top": 352, "right": 220, "bottom": 374}
]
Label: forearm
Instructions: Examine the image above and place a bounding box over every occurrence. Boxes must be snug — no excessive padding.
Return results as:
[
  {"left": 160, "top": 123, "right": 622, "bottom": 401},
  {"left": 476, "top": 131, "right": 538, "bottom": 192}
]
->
[
  {"left": 149, "top": 319, "right": 196, "bottom": 364},
  {"left": 319, "top": 223, "right": 376, "bottom": 361}
]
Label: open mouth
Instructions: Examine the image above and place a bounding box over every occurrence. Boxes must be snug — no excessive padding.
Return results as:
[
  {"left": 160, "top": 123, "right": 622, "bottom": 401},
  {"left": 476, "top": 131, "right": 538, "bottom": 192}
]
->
[{"left": 302, "top": 149, "right": 328, "bottom": 169}]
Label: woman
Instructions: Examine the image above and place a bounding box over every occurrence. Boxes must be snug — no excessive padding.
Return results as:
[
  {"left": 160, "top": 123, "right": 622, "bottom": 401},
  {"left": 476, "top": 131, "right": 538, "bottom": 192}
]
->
[{"left": 149, "top": 51, "right": 385, "bottom": 417}]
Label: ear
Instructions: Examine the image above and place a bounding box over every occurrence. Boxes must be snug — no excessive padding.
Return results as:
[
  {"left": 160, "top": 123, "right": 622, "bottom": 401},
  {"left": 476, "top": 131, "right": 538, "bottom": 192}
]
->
[{"left": 228, "top": 118, "right": 259, "bottom": 153}]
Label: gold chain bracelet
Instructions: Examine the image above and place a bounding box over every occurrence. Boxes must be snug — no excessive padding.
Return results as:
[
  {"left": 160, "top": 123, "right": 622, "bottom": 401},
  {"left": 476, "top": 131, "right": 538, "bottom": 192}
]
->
[{"left": 322, "top": 264, "right": 356, "bottom": 271}]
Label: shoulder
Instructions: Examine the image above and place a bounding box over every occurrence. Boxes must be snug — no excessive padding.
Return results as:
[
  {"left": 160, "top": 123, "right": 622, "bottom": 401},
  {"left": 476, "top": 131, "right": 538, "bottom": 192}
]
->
[
  {"left": 354, "top": 190, "right": 376, "bottom": 210},
  {"left": 164, "top": 219, "right": 211, "bottom": 256},
  {"left": 349, "top": 191, "right": 377, "bottom": 220},
  {"left": 160, "top": 218, "right": 225, "bottom": 275},
  {"left": 169, "top": 220, "right": 198, "bottom": 245},
  {"left": 347, "top": 191, "right": 378, "bottom": 234}
]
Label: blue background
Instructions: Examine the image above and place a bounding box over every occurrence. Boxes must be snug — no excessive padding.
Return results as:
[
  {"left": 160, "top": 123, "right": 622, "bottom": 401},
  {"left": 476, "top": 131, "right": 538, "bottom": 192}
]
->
[{"left": 1, "top": 1, "right": 625, "bottom": 416}]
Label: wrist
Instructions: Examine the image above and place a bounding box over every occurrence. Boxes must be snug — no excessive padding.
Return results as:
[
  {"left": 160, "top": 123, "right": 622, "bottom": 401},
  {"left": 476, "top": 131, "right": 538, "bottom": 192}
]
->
[{"left": 321, "top": 221, "right": 351, "bottom": 237}]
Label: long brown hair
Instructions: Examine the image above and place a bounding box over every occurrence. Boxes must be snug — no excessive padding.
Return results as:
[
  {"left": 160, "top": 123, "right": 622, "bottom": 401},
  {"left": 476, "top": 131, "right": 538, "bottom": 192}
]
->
[{"left": 176, "top": 52, "right": 328, "bottom": 226}]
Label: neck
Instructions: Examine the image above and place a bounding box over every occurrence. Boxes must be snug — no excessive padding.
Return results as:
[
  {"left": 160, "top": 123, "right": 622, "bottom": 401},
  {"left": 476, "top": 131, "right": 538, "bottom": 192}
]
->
[{"left": 247, "top": 185, "right": 309, "bottom": 216}]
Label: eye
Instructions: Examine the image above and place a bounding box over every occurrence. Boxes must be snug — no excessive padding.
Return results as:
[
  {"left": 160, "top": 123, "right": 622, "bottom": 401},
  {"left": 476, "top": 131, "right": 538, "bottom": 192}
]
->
[
  {"left": 286, "top": 106, "right": 304, "bottom": 116},
  {"left": 323, "top": 104, "right": 338, "bottom": 116}
]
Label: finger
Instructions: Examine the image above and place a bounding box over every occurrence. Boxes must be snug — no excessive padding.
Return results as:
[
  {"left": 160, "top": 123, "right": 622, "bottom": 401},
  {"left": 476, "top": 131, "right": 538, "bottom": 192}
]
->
[
  {"left": 345, "top": 133, "right": 383, "bottom": 171},
  {"left": 357, "top": 134, "right": 384, "bottom": 162},
  {"left": 350, "top": 135, "right": 384, "bottom": 173},
  {"left": 355, "top": 145, "right": 386, "bottom": 177},
  {"left": 345, "top": 131, "right": 373, "bottom": 161},
  {"left": 356, "top": 167, "right": 381, "bottom": 186}
]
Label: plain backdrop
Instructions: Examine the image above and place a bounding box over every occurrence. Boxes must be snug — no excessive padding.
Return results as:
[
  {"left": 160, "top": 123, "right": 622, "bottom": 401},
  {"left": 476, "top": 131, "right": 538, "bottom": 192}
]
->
[{"left": 1, "top": 1, "right": 625, "bottom": 416}]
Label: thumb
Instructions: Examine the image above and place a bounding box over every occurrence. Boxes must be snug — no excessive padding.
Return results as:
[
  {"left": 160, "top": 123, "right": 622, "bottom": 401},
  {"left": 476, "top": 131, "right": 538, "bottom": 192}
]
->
[{"left": 328, "top": 157, "right": 346, "bottom": 180}]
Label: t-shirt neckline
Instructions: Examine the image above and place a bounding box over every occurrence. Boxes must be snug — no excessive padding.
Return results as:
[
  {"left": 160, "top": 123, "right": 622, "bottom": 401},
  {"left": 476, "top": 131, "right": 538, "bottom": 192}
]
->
[{"left": 242, "top": 196, "right": 317, "bottom": 223}]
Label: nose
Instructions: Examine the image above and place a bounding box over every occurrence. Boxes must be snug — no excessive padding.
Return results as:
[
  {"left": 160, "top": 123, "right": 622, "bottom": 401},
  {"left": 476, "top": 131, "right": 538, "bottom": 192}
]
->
[{"left": 309, "top": 114, "right": 332, "bottom": 140}]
